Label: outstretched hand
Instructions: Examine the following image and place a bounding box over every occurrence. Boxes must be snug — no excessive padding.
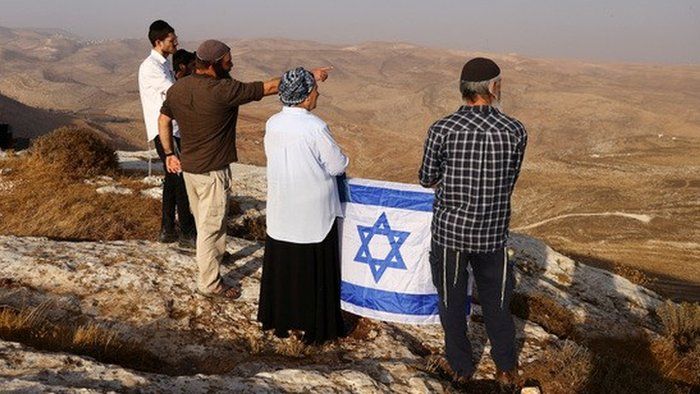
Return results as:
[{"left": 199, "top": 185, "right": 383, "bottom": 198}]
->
[
  {"left": 166, "top": 155, "right": 182, "bottom": 174},
  {"left": 311, "top": 66, "right": 334, "bottom": 82}
]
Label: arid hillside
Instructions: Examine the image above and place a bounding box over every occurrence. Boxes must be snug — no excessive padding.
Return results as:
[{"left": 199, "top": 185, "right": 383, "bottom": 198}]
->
[{"left": 0, "top": 27, "right": 698, "bottom": 300}]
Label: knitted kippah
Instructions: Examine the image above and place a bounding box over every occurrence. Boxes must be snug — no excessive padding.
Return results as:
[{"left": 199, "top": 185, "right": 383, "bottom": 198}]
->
[
  {"left": 460, "top": 57, "right": 501, "bottom": 82},
  {"left": 279, "top": 67, "right": 316, "bottom": 106}
]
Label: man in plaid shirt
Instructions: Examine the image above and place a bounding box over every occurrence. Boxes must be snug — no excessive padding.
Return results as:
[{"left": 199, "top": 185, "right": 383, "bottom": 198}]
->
[{"left": 419, "top": 57, "right": 527, "bottom": 387}]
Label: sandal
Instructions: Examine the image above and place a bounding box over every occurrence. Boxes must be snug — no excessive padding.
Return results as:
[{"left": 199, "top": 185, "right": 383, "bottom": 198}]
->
[{"left": 197, "top": 284, "right": 241, "bottom": 300}]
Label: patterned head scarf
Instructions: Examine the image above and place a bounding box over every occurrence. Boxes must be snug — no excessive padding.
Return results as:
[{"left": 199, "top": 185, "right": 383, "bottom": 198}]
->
[{"left": 279, "top": 67, "right": 316, "bottom": 106}]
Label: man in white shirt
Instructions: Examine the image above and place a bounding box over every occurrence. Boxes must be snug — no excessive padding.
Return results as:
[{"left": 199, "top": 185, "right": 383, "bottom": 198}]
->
[{"left": 138, "top": 20, "right": 196, "bottom": 246}]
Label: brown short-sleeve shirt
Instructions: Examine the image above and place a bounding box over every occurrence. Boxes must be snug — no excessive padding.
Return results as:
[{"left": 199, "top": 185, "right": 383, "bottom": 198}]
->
[{"left": 161, "top": 74, "right": 264, "bottom": 173}]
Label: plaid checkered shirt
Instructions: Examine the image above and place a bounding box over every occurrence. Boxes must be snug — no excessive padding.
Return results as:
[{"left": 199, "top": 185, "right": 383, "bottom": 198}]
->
[{"left": 419, "top": 105, "right": 527, "bottom": 252}]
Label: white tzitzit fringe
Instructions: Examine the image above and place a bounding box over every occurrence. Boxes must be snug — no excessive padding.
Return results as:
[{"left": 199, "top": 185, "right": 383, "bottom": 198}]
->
[
  {"left": 443, "top": 249, "right": 448, "bottom": 307},
  {"left": 454, "top": 251, "right": 460, "bottom": 286},
  {"left": 467, "top": 263, "right": 474, "bottom": 329},
  {"left": 500, "top": 247, "right": 508, "bottom": 309},
  {"left": 147, "top": 139, "right": 153, "bottom": 177}
]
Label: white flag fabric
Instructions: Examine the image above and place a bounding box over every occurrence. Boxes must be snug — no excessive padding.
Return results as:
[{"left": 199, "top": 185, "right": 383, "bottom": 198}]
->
[{"left": 338, "top": 177, "right": 441, "bottom": 324}]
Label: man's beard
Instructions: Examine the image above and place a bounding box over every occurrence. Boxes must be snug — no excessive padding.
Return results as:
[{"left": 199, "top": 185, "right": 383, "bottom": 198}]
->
[
  {"left": 214, "top": 62, "right": 232, "bottom": 79},
  {"left": 490, "top": 92, "right": 503, "bottom": 111},
  {"left": 491, "top": 96, "right": 503, "bottom": 111},
  {"left": 488, "top": 80, "right": 503, "bottom": 111}
]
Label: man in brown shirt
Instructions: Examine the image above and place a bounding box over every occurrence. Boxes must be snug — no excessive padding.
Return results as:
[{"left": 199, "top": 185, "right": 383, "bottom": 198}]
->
[{"left": 158, "top": 39, "right": 331, "bottom": 299}]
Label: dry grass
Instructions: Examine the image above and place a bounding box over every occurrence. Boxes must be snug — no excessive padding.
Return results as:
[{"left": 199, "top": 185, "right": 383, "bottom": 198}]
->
[
  {"left": 0, "top": 127, "right": 160, "bottom": 241},
  {"left": 0, "top": 278, "right": 19, "bottom": 288},
  {"left": 651, "top": 336, "right": 700, "bottom": 387},
  {"left": 510, "top": 292, "right": 578, "bottom": 339},
  {"left": 0, "top": 302, "right": 163, "bottom": 373},
  {"left": 72, "top": 323, "right": 119, "bottom": 351},
  {"left": 583, "top": 335, "right": 682, "bottom": 393},
  {"left": 522, "top": 340, "right": 592, "bottom": 393},
  {"left": 0, "top": 160, "right": 160, "bottom": 240},
  {"left": 30, "top": 126, "right": 119, "bottom": 179},
  {"left": 344, "top": 314, "right": 379, "bottom": 341},
  {"left": 243, "top": 329, "right": 265, "bottom": 355},
  {"left": 274, "top": 333, "right": 308, "bottom": 358},
  {"left": 655, "top": 301, "right": 700, "bottom": 385},
  {"left": 424, "top": 354, "right": 443, "bottom": 375},
  {"left": 614, "top": 264, "right": 654, "bottom": 287},
  {"left": 514, "top": 296, "right": 699, "bottom": 391},
  {"left": 230, "top": 214, "right": 267, "bottom": 241},
  {"left": 657, "top": 301, "right": 700, "bottom": 352},
  {"left": 242, "top": 215, "right": 266, "bottom": 241},
  {"left": 0, "top": 302, "right": 52, "bottom": 331},
  {"left": 548, "top": 340, "right": 592, "bottom": 390},
  {"left": 523, "top": 337, "right": 694, "bottom": 394}
]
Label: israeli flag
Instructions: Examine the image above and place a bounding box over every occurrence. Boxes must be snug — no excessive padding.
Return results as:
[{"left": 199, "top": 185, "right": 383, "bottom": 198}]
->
[{"left": 338, "top": 177, "right": 440, "bottom": 324}]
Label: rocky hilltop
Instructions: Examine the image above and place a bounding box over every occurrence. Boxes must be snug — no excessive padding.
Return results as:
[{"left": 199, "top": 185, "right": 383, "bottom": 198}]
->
[{"left": 0, "top": 152, "right": 695, "bottom": 393}]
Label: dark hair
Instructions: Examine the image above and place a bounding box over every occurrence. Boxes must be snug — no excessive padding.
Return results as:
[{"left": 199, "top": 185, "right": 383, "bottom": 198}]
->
[
  {"left": 195, "top": 57, "right": 231, "bottom": 79},
  {"left": 148, "top": 20, "right": 174, "bottom": 47},
  {"left": 195, "top": 57, "right": 214, "bottom": 71},
  {"left": 173, "top": 49, "right": 196, "bottom": 72}
]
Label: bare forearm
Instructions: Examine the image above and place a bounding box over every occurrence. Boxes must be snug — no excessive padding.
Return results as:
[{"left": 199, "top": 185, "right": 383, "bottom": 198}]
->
[
  {"left": 158, "top": 114, "right": 174, "bottom": 153},
  {"left": 261, "top": 66, "right": 332, "bottom": 97},
  {"left": 263, "top": 78, "right": 281, "bottom": 96}
]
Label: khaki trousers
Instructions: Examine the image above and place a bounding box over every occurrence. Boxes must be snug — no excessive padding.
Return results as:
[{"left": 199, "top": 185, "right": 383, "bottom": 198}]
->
[{"left": 183, "top": 167, "right": 231, "bottom": 293}]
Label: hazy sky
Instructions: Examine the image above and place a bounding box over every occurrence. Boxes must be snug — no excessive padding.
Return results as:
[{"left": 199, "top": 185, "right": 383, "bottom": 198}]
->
[{"left": 1, "top": 0, "right": 698, "bottom": 63}]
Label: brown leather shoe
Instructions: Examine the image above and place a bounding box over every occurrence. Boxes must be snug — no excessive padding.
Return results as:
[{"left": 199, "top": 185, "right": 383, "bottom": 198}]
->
[
  {"left": 495, "top": 368, "right": 522, "bottom": 387},
  {"left": 428, "top": 356, "right": 472, "bottom": 387},
  {"left": 196, "top": 284, "right": 241, "bottom": 300}
]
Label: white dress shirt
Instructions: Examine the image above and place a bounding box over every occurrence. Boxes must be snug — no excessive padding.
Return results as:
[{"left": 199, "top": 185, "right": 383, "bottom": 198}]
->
[
  {"left": 138, "top": 49, "right": 179, "bottom": 142},
  {"left": 265, "top": 106, "right": 349, "bottom": 244}
]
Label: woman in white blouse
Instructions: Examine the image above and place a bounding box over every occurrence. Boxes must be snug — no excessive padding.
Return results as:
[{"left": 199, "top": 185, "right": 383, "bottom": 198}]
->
[{"left": 257, "top": 67, "right": 348, "bottom": 344}]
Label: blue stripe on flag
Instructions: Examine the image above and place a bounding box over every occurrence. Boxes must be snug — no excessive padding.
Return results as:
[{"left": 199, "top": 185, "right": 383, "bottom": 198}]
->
[
  {"left": 339, "top": 183, "right": 434, "bottom": 212},
  {"left": 341, "top": 281, "right": 439, "bottom": 316}
]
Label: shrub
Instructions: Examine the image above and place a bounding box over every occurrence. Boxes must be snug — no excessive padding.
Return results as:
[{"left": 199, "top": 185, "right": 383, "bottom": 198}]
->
[
  {"left": 523, "top": 340, "right": 592, "bottom": 393},
  {"left": 657, "top": 301, "right": 700, "bottom": 352},
  {"left": 510, "top": 292, "right": 578, "bottom": 339},
  {"left": 524, "top": 337, "right": 691, "bottom": 394},
  {"left": 30, "top": 126, "right": 118, "bottom": 178}
]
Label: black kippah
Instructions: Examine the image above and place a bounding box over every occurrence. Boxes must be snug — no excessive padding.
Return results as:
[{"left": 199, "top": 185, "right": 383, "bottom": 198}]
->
[{"left": 460, "top": 57, "right": 501, "bottom": 82}]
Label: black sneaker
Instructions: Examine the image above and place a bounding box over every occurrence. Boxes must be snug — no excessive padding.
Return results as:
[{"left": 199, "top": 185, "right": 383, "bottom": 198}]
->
[
  {"left": 159, "top": 228, "right": 178, "bottom": 243},
  {"left": 178, "top": 232, "right": 196, "bottom": 250}
]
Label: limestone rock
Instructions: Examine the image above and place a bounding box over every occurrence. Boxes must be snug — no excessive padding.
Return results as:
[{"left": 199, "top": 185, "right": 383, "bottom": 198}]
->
[{"left": 95, "top": 185, "right": 132, "bottom": 195}]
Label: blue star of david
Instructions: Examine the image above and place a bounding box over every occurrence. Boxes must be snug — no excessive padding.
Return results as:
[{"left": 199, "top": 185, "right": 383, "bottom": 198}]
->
[{"left": 354, "top": 212, "right": 410, "bottom": 283}]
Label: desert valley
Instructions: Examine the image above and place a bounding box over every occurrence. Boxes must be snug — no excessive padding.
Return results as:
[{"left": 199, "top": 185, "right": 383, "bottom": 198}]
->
[{"left": 1, "top": 26, "right": 697, "bottom": 300}]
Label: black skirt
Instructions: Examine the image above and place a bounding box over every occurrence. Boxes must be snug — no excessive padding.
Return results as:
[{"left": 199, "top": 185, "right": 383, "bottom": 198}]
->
[{"left": 257, "top": 221, "right": 345, "bottom": 344}]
